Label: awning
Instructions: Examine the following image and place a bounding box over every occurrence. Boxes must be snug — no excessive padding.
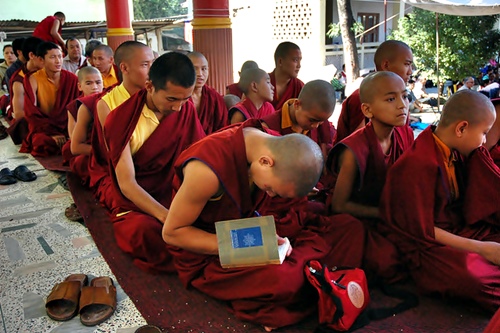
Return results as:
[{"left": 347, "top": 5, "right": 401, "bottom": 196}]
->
[{"left": 403, "top": 0, "right": 500, "bottom": 16}]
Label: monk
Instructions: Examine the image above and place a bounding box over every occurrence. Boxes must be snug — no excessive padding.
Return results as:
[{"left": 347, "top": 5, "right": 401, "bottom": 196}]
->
[
  {"left": 334, "top": 40, "right": 414, "bottom": 145},
  {"left": 485, "top": 98, "right": 500, "bottom": 167},
  {"left": 187, "top": 51, "right": 227, "bottom": 134},
  {"left": 269, "top": 41, "right": 304, "bottom": 110},
  {"left": 90, "top": 41, "right": 154, "bottom": 201},
  {"left": 328, "top": 72, "right": 414, "bottom": 282},
  {"left": 21, "top": 42, "right": 79, "bottom": 157},
  {"left": 92, "top": 44, "right": 121, "bottom": 88},
  {"left": 225, "top": 60, "right": 259, "bottom": 99},
  {"left": 380, "top": 90, "right": 500, "bottom": 312},
  {"left": 229, "top": 68, "right": 274, "bottom": 124},
  {"left": 6, "top": 37, "right": 44, "bottom": 144},
  {"left": 223, "top": 94, "right": 240, "bottom": 111},
  {"left": 102, "top": 52, "right": 205, "bottom": 273},
  {"left": 162, "top": 119, "right": 365, "bottom": 331},
  {"left": 33, "top": 12, "right": 66, "bottom": 51}
]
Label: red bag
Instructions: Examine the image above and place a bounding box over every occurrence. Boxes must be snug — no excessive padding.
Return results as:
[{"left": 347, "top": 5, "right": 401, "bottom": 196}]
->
[{"left": 305, "top": 260, "right": 370, "bottom": 332}]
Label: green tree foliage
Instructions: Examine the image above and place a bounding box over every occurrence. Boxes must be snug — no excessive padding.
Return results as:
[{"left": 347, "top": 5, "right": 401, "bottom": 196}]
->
[
  {"left": 133, "top": 0, "right": 187, "bottom": 20},
  {"left": 391, "top": 8, "right": 500, "bottom": 80}
]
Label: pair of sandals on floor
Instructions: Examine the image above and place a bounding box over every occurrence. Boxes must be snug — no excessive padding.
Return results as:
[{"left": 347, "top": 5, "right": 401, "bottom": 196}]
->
[
  {"left": 45, "top": 274, "right": 116, "bottom": 326},
  {"left": 0, "top": 165, "right": 37, "bottom": 185}
]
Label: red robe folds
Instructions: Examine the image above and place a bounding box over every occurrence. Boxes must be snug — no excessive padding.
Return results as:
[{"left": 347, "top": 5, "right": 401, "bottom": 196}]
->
[
  {"left": 169, "top": 119, "right": 365, "bottom": 328},
  {"left": 192, "top": 85, "right": 227, "bottom": 135},
  {"left": 269, "top": 70, "right": 304, "bottom": 110},
  {"left": 6, "top": 65, "right": 30, "bottom": 145},
  {"left": 228, "top": 98, "right": 275, "bottom": 122},
  {"left": 104, "top": 89, "right": 205, "bottom": 273},
  {"left": 20, "top": 70, "right": 79, "bottom": 156},
  {"left": 333, "top": 89, "right": 366, "bottom": 145},
  {"left": 380, "top": 126, "right": 500, "bottom": 312},
  {"left": 328, "top": 122, "right": 414, "bottom": 282},
  {"left": 33, "top": 16, "right": 63, "bottom": 47},
  {"left": 226, "top": 82, "right": 243, "bottom": 99},
  {"left": 489, "top": 143, "right": 500, "bottom": 168}
]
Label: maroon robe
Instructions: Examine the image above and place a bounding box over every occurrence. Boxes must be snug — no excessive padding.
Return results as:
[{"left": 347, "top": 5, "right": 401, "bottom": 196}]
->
[
  {"left": 191, "top": 85, "right": 227, "bottom": 135},
  {"left": 33, "top": 16, "right": 63, "bottom": 47},
  {"left": 226, "top": 82, "right": 243, "bottom": 99},
  {"left": 104, "top": 89, "right": 205, "bottom": 273},
  {"left": 380, "top": 126, "right": 500, "bottom": 312},
  {"left": 168, "top": 119, "right": 365, "bottom": 328},
  {"left": 20, "top": 70, "right": 79, "bottom": 156},
  {"left": 490, "top": 143, "right": 500, "bottom": 168},
  {"left": 228, "top": 98, "right": 275, "bottom": 122},
  {"left": 6, "top": 65, "right": 30, "bottom": 145},
  {"left": 328, "top": 122, "right": 414, "bottom": 282},
  {"left": 269, "top": 70, "right": 304, "bottom": 110},
  {"left": 333, "top": 89, "right": 366, "bottom": 145},
  {"left": 485, "top": 308, "right": 500, "bottom": 333}
]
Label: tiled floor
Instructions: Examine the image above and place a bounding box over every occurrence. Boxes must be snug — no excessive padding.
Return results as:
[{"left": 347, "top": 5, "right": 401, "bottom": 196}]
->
[{"left": 0, "top": 122, "right": 146, "bottom": 333}]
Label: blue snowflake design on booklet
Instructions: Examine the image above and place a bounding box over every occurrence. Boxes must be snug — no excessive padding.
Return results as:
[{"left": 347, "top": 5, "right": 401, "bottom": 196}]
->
[{"left": 230, "top": 226, "right": 264, "bottom": 248}]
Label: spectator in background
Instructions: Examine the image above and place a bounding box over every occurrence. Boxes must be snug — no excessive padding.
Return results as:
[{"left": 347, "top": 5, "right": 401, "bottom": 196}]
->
[
  {"left": 62, "top": 38, "right": 85, "bottom": 73},
  {"left": 408, "top": 79, "right": 424, "bottom": 113},
  {"left": 4, "top": 38, "right": 26, "bottom": 92},
  {"left": 0, "top": 45, "right": 17, "bottom": 96},
  {"left": 79, "top": 39, "right": 102, "bottom": 68},
  {"left": 457, "top": 76, "right": 474, "bottom": 92}
]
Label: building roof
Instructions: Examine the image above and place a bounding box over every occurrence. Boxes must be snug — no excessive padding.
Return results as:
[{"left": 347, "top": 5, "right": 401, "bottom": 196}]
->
[{"left": 0, "top": 17, "right": 186, "bottom": 41}]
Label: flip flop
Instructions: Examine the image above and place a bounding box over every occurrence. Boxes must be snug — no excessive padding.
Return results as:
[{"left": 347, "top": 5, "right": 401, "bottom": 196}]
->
[
  {"left": 135, "top": 325, "right": 163, "bottom": 333},
  {"left": 46, "top": 274, "right": 88, "bottom": 321},
  {"left": 65, "top": 203, "right": 83, "bottom": 222},
  {"left": 0, "top": 168, "right": 17, "bottom": 185},
  {"left": 13, "top": 165, "right": 37, "bottom": 182},
  {"left": 79, "top": 276, "right": 117, "bottom": 326}
]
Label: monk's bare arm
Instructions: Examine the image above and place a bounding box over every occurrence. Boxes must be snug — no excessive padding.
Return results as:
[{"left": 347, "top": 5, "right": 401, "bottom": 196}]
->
[
  {"left": 229, "top": 110, "right": 246, "bottom": 125},
  {"left": 97, "top": 100, "right": 111, "bottom": 130},
  {"left": 12, "top": 81, "right": 25, "bottom": 119},
  {"left": 67, "top": 111, "right": 76, "bottom": 140},
  {"left": 162, "top": 160, "right": 220, "bottom": 255},
  {"left": 434, "top": 227, "right": 500, "bottom": 266},
  {"left": 29, "top": 75, "right": 38, "bottom": 106},
  {"left": 115, "top": 142, "right": 169, "bottom": 223},
  {"left": 331, "top": 148, "right": 379, "bottom": 218},
  {"left": 70, "top": 104, "right": 92, "bottom": 155},
  {"left": 354, "top": 119, "right": 365, "bottom": 132},
  {"left": 50, "top": 20, "right": 65, "bottom": 47}
]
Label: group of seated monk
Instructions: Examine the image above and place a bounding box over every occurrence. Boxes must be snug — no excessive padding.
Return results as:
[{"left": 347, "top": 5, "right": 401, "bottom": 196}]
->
[{"left": 1, "top": 35, "right": 499, "bottom": 332}]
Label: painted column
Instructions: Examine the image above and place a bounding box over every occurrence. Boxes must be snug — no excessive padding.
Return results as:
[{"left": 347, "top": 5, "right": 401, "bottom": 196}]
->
[
  {"left": 105, "top": 0, "right": 134, "bottom": 51},
  {"left": 192, "top": 0, "right": 233, "bottom": 94}
]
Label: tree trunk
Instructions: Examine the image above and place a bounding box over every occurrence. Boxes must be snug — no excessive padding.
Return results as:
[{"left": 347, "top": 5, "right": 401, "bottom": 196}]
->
[{"left": 337, "top": 0, "right": 359, "bottom": 83}]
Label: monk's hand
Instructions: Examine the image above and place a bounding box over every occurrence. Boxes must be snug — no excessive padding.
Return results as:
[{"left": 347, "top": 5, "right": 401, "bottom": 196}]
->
[
  {"left": 277, "top": 235, "right": 292, "bottom": 257},
  {"left": 51, "top": 135, "right": 67, "bottom": 148},
  {"left": 307, "top": 187, "right": 319, "bottom": 198},
  {"left": 479, "top": 241, "right": 500, "bottom": 266}
]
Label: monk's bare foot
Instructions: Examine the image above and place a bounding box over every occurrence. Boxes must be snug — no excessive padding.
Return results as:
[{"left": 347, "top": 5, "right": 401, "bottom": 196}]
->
[{"left": 263, "top": 326, "right": 276, "bottom": 332}]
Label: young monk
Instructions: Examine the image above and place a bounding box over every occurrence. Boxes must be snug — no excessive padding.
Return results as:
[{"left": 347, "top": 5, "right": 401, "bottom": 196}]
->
[
  {"left": 162, "top": 119, "right": 365, "bottom": 331},
  {"left": 228, "top": 68, "right": 274, "bottom": 124},
  {"left": 380, "top": 89, "right": 500, "bottom": 312},
  {"left": 90, "top": 41, "right": 154, "bottom": 202},
  {"left": 223, "top": 94, "right": 240, "bottom": 111},
  {"left": 21, "top": 42, "right": 79, "bottom": 157},
  {"left": 102, "top": 52, "right": 205, "bottom": 273},
  {"left": 334, "top": 40, "right": 414, "bottom": 145},
  {"left": 92, "top": 44, "right": 121, "bottom": 88},
  {"left": 187, "top": 51, "right": 227, "bottom": 134},
  {"left": 269, "top": 41, "right": 304, "bottom": 110},
  {"left": 328, "top": 72, "right": 414, "bottom": 282},
  {"left": 225, "top": 60, "right": 259, "bottom": 99}
]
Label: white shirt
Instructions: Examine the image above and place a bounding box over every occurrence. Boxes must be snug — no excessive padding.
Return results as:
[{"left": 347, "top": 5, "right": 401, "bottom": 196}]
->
[{"left": 62, "top": 55, "right": 86, "bottom": 74}]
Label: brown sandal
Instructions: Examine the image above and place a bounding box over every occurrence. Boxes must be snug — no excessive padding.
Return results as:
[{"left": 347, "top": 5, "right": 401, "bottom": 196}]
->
[
  {"left": 79, "top": 276, "right": 117, "bottom": 326},
  {"left": 46, "top": 274, "right": 88, "bottom": 321}
]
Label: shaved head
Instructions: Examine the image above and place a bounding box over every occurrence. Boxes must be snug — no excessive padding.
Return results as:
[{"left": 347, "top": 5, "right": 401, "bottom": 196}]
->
[
  {"left": 266, "top": 133, "right": 323, "bottom": 197},
  {"left": 93, "top": 44, "right": 113, "bottom": 57},
  {"left": 359, "top": 71, "right": 404, "bottom": 103},
  {"left": 298, "top": 79, "right": 336, "bottom": 115},
  {"left": 374, "top": 40, "right": 411, "bottom": 70},
  {"left": 439, "top": 90, "right": 495, "bottom": 128},
  {"left": 114, "top": 41, "right": 150, "bottom": 66},
  {"left": 77, "top": 66, "right": 101, "bottom": 81},
  {"left": 238, "top": 68, "right": 268, "bottom": 94},
  {"left": 224, "top": 94, "right": 241, "bottom": 110},
  {"left": 240, "top": 60, "right": 258, "bottom": 72},
  {"left": 187, "top": 51, "right": 207, "bottom": 62},
  {"left": 274, "top": 41, "right": 300, "bottom": 65}
]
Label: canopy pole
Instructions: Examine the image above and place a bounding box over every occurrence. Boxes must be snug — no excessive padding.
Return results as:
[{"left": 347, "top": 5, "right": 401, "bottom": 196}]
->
[{"left": 436, "top": 12, "right": 440, "bottom": 112}]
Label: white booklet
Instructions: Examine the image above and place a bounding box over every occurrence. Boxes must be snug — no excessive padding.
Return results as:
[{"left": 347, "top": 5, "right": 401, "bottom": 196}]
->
[{"left": 215, "top": 215, "right": 290, "bottom": 269}]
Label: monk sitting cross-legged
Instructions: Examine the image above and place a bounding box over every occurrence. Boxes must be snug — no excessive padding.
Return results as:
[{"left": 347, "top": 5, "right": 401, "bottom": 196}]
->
[
  {"left": 162, "top": 119, "right": 365, "bottom": 331},
  {"left": 328, "top": 72, "right": 414, "bottom": 283},
  {"left": 103, "top": 52, "right": 205, "bottom": 273},
  {"left": 380, "top": 89, "right": 500, "bottom": 312},
  {"left": 187, "top": 51, "right": 227, "bottom": 135},
  {"left": 21, "top": 42, "right": 79, "bottom": 157},
  {"left": 228, "top": 68, "right": 275, "bottom": 124}
]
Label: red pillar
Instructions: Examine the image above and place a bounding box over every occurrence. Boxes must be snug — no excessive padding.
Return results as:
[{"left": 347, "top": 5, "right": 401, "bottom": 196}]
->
[
  {"left": 104, "top": 0, "right": 134, "bottom": 51},
  {"left": 192, "top": 0, "right": 233, "bottom": 94}
]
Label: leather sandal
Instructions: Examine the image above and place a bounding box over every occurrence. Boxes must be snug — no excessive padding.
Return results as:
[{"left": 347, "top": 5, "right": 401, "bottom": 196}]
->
[
  {"left": 46, "top": 274, "right": 88, "bottom": 321},
  {"left": 79, "top": 276, "right": 117, "bottom": 326},
  {"left": 135, "top": 325, "right": 163, "bottom": 333}
]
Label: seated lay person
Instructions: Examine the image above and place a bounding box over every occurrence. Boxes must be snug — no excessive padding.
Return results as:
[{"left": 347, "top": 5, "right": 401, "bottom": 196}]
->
[
  {"left": 1, "top": 45, "right": 17, "bottom": 96},
  {"left": 187, "top": 51, "right": 227, "bottom": 135},
  {"left": 62, "top": 37, "right": 86, "bottom": 73},
  {"left": 228, "top": 68, "right": 275, "bottom": 124},
  {"left": 102, "top": 52, "right": 205, "bottom": 273},
  {"left": 21, "top": 42, "right": 79, "bottom": 157},
  {"left": 92, "top": 44, "right": 121, "bottom": 88},
  {"left": 269, "top": 41, "right": 304, "bottom": 110},
  {"left": 380, "top": 90, "right": 500, "bottom": 312},
  {"left": 225, "top": 60, "right": 259, "bottom": 99},
  {"left": 328, "top": 72, "right": 414, "bottom": 282},
  {"left": 162, "top": 119, "right": 364, "bottom": 331}
]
